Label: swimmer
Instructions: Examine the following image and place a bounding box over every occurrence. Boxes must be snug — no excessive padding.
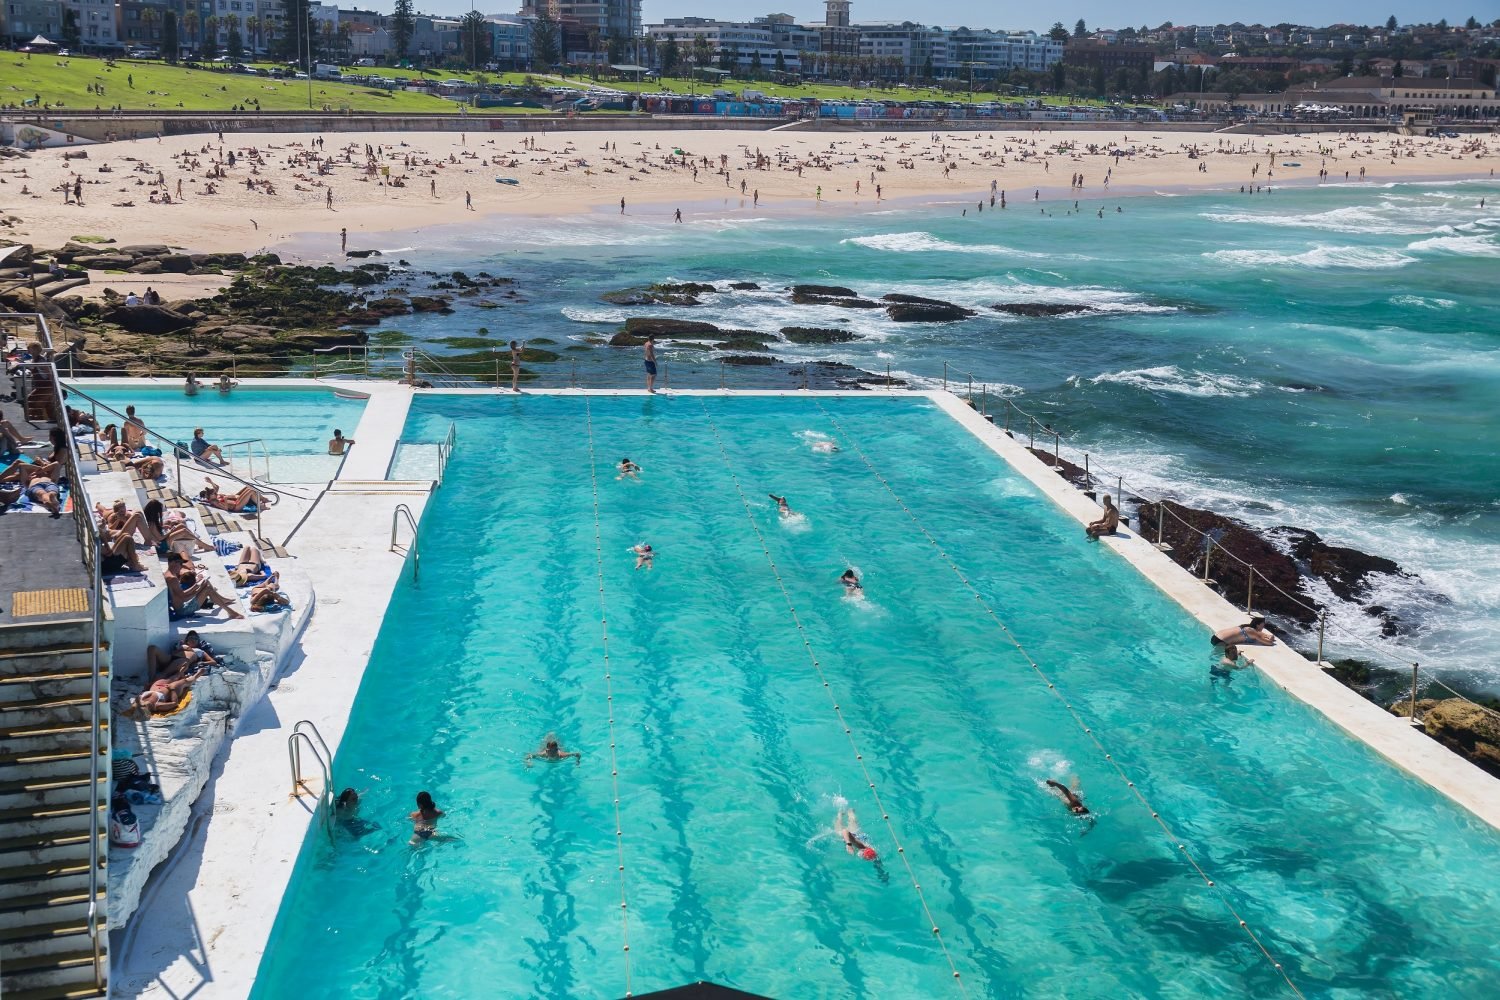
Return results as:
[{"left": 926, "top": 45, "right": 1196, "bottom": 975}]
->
[
  {"left": 811, "top": 439, "right": 840, "bottom": 454},
  {"left": 408, "top": 790, "right": 445, "bottom": 846},
  {"left": 632, "top": 543, "right": 654, "bottom": 571},
  {"left": 617, "top": 457, "right": 641, "bottom": 480},
  {"left": 1211, "top": 613, "right": 1275, "bottom": 648},
  {"left": 1210, "top": 642, "right": 1248, "bottom": 684},
  {"left": 839, "top": 568, "right": 863, "bottom": 598},
  {"left": 525, "top": 734, "right": 582, "bottom": 767},
  {"left": 834, "top": 805, "right": 875, "bottom": 857},
  {"left": 335, "top": 787, "right": 379, "bottom": 838},
  {"left": 1045, "top": 778, "right": 1090, "bottom": 816},
  {"left": 769, "top": 493, "right": 794, "bottom": 517}
]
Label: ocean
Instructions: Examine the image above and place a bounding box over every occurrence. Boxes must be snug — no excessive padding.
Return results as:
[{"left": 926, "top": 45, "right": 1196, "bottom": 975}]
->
[{"left": 346, "top": 178, "right": 1500, "bottom": 691}]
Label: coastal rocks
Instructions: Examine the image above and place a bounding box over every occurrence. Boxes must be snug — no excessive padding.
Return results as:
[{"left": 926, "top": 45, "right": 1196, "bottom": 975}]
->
[
  {"left": 992, "top": 303, "right": 1093, "bottom": 317},
  {"left": 104, "top": 303, "right": 194, "bottom": 334},
  {"left": 781, "top": 326, "right": 860, "bottom": 345},
  {"left": 789, "top": 284, "right": 882, "bottom": 309},
  {"left": 1136, "top": 500, "right": 1317, "bottom": 625},
  {"left": 1280, "top": 527, "right": 1410, "bottom": 604},
  {"left": 602, "top": 282, "right": 717, "bottom": 306},
  {"left": 609, "top": 332, "right": 647, "bottom": 347},
  {"left": 408, "top": 296, "right": 454, "bottom": 314},
  {"left": 1396, "top": 699, "right": 1500, "bottom": 777},
  {"left": 621, "top": 317, "right": 725, "bottom": 339},
  {"left": 714, "top": 336, "right": 771, "bottom": 352},
  {"left": 723, "top": 354, "right": 775, "bottom": 366},
  {"left": 728, "top": 281, "right": 761, "bottom": 290},
  {"left": 71, "top": 253, "right": 136, "bottom": 270},
  {"left": 882, "top": 294, "right": 976, "bottom": 323}
]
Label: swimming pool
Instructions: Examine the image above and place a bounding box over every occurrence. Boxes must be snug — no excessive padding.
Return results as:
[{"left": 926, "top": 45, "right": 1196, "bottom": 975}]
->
[
  {"left": 252, "top": 394, "right": 1500, "bottom": 999},
  {"left": 66, "top": 383, "right": 366, "bottom": 480}
]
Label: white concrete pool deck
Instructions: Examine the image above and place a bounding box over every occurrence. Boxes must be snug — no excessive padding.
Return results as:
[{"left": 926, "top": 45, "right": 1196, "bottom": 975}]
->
[{"left": 109, "top": 383, "right": 1500, "bottom": 1000}]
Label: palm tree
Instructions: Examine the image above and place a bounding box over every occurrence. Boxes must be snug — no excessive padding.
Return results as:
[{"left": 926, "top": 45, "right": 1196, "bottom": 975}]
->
[
  {"left": 183, "top": 10, "right": 199, "bottom": 52},
  {"left": 262, "top": 19, "right": 276, "bottom": 57},
  {"left": 140, "top": 6, "right": 160, "bottom": 47},
  {"left": 245, "top": 15, "right": 260, "bottom": 55}
]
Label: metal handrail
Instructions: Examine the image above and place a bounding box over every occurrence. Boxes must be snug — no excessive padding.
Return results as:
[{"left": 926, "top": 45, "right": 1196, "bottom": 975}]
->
[
  {"left": 435, "top": 422, "right": 457, "bottom": 485},
  {"left": 390, "top": 502, "right": 420, "bottom": 581},
  {"left": 9, "top": 314, "right": 107, "bottom": 990},
  {"left": 286, "top": 727, "right": 335, "bottom": 844},
  {"left": 218, "top": 437, "right": 274, "bottom": 483}
]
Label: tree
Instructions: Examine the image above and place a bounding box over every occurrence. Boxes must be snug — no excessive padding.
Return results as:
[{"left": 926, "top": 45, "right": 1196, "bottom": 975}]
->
[
  {"left": 718, "top": 42, "right": 734, "bottom": 73},
  {"left": 228, "top": 27, "right": 243, "bottom": 61},
  {"left": 203, "top": 16, "right": 219, "bottom": 59},
  {"left": 140, "top": 6, "right": 160, "bottom": 48},
  {"left": 775, "top": 50, "right": 786, "bottom": 74},
  {"left": 1385, "top": 15, "right": 1398, "bottom": 31},
  {"left": 162, "top": 10, "right": 178, "bottom": 61},
  {"left": 1393, "top": 60, "right": 1404, "bottom": 77},
  {"left": 1074, "top": 19, "right": 1087, "bottom": 38},
  {"left": 607, "top": 35, "right": 626, "bottom": 65},
  {"left": 460, "top": 10, "right": 488, "bottom": 68},
  {"left": 692, "top": 34, "right": 712, "bottom": 71},
  {"left": 661, "top": 37, "right": 679, "bottom": 75},
  {"left": 922, "top": 53, "right": 933, "bottom": 82},
  {"left": 1051, "top": 60, "right": 1065, "bottom": 92},
  {"left": 1337, "top": 54, "right": 1352, "bottom": 76},
  {"left": 1049, "top": 22, "right": 1068, "bottom": 42},
  {"left": 1465, "top": 16, "right": 1478, "bottom": 30},
  {"left": 748, "top": 48, "right": 762, "bottom": 78},
  {"left": 183, "top": 10, "right": 199, "bottom": 52},
  {"left": 529, "top": 15, "right": 559, "bottom": 70},
  {"left": 62, "top": 7, "right": 81, "bottom": 49},
  {"left": 392, "top": 0, "right": 415, "bottom": 62},
  {"left": 245, "top": 16, "right": 260, "bottom": 54}
]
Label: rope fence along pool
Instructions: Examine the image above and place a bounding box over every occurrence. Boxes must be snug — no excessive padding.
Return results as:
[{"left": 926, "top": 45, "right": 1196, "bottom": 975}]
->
[
  {"left": 694, "top": 397, "right": 972, "bottom": 996},
  {"left": 814, "top": 399, "right": 1307, "bottom": 1000},
  {"left": 582, "top": 396, "right": 637, "bottom": 997}
]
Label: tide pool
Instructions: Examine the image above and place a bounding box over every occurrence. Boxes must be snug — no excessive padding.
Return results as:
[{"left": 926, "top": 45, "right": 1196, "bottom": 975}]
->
[{"left": 253, "top": 395, "right": 1500, "bottom": 1000}]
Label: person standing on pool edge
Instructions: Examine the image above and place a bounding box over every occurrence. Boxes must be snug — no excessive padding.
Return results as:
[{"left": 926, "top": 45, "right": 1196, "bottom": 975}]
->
[{"left": 643, "top": 337, "right": 657, "bottom": 393}]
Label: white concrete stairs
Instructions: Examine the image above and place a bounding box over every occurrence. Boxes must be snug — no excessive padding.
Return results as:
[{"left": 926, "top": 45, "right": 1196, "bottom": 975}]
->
[{"left": 0, "top": 623, "right": 110, "bottom": 1000}]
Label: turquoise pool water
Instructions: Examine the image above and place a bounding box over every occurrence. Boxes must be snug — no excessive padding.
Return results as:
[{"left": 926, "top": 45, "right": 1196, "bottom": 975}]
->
[
  {"left": 66, "top": 385, "right": 366, "bottom": 457},
  {"left": 253, "top": 395, "right": 1500, "bottom": 1000}
]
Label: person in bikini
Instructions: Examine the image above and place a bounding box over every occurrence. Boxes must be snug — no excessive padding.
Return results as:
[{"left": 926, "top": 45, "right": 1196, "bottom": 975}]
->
[
  {"left": 199, "top": 477, "right": 273, "bottom": 512},
  {"left": 839, "top": 569, "right": 863, "bottom": 598},
  {"left": 409, "top": 791, "right": 446, "bottom": 846},
  {"left": 632, "top": 543, "right": 654, "bottom": 570},
  {"left": 617, "top": 458, "right": 641, "bottom": 480},
  {"left": 164, "top": 551, "right": 244, "bottom": 620},
  {"left": 1212, "top": 613, "right": 1274, "bottom": 647},
  {"left": 227, "top": 542, "right": 267, "bottom": 586}
]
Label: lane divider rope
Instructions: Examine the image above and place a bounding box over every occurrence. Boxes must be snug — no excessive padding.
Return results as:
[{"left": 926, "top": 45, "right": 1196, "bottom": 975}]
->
[
  {"left": 697, "top": 398, "right": 970, "bottom": 995},
  {"left": 583, "top": 396, "right": 636, "bottom": 997},
  {"left": 816, "top": 400, "right": 1306, "bottom": 999}
]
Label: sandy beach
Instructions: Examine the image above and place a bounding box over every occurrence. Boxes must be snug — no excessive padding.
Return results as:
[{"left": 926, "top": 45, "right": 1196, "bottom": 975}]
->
[{"left": 3, "top": 126, "right": 1495, "bottom": 260}]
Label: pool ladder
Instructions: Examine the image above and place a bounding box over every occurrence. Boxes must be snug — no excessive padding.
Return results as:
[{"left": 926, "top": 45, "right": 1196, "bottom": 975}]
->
[
  {"left": 287, "top": 720, "right": 336, "bottom": 843},
  {"left": 391, "top": 503, "right": 420, "bottom": 581}
]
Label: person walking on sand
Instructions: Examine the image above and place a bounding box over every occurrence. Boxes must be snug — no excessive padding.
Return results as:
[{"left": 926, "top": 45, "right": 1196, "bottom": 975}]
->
[
  {"left": 340, "top": 228, "right": 347, "bottom": 254},
  {"left": 465, "top": 191, "right": 473, "bottom": 211},
  {"left": 643, "top": 336, "right": 657, "bottom": 393},
  {"left": 621, "top": 197, "right": 626, "bottom": 214},
  {"left": 509, "top": 340, "right": 523, "bottom": 392}
]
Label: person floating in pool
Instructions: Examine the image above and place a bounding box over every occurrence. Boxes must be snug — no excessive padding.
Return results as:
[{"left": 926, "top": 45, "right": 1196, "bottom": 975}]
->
[
  {"left": 335, "top": 787, "right": 379, "bottom": 839},
  {"left": 408, "top": 791, "right": 446, "bottom": 847},
  {"left": 840, "top": 568, "right": 863, "bottom": 599},
  {"left": 1085, "top": 495, "right": 1120, "bottom": 539},
  {"left": 1212, "top": 613, "right": 1275, "bottom": 648},
  {"left": 769, "top": 493, "right": 795, "bottom": 518},
  {"left": 632, "top": 543, "right": 654, "bottom": 571},
  {"left": 525, "top": 734, "right": 582, "bottom": 767},
  {"left": 1210, "top": 642, "right": 1248, "bottom": 684},
  {"left": 1045, "top": 778, "right": 1091, "bottom": 817},
  {"left": 617, "top": 457, "right": 641, "bottom": 480}
]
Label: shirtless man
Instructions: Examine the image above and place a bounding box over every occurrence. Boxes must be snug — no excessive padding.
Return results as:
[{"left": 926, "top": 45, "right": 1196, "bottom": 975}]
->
[
  {"left": 1086, "top": 495, "right": 1120, "bottom": 539},
  {"left": 1045, "top": 778, "right": 1091, "bottom": 816},
  {"left": 525, "top": 734, "right": 582, "bottom": 767},
  {"left": 122, "top": 405, "right": 147, "bottom": 450},
  {"left": 1212, "top": 613, "right": 1275, "bottom": 647},
  {"left": 642, "top": 337, "right": 657, "bottom": 394},
  {"left": 769, "top": 494, "right": 794, "bottom": 517},
  {"left": 327, "top": 429, "right": 355, "bottom": 455}
]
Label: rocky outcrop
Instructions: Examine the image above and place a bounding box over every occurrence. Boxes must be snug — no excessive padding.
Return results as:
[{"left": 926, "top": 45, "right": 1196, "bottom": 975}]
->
[
  {"left": 992, "top": 302, "right": 1093, "bottom": 317},
  {"left": 1281, "top": 528, "right": 1409, "bottom": 602},
  {"left": 882, "top": 294, "right": 976, "bottom": 323},
  {"left": 622, "top": 317, "right": 726, "bottom": 339},
  {"left": 408, "top": 296, "right": 454, "bottom": 314},
  {"left": 789, "top": 284, "right": 882, "bottom": 308},
  {"left": 723, "top": 354, "right": 775, "bottom": 366},
  {"left": 104, "top": 303, "right": 195, "bottom": 334},
  {"left": 602, "top": 282, "right": 717, "bottom": 306},
  {"left": 1392, "top": 698, "right": 1500, "bottom": 777},
  {"left": 781, "top": 326, "right": 859, "bottom": 345}
]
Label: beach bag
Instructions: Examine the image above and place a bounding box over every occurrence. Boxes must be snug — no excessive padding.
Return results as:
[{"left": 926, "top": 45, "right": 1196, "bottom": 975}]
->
[{"left": 110, "top": 795, "right": 141, "bottom": 848}]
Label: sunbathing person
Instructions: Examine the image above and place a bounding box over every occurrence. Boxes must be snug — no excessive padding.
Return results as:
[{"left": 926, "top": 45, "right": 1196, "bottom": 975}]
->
[
  {"left": 164, "top": 551, "right": 244, "bottom": 620},
  {"left": 1086, "top": 495, "right": 1120, "bottom": 539},
  {"left": 98, "top": 517, "right": 147, "bottom": 571},
  {"left": 121, "top": 452, "right": 166, "bottom": 479},
  {"left": 97, "top": 498, "right": 163, "bottom": 546},
  {"left": 142, "top": 499, "right": 213, "bottom": 555},
  {"left": 248, "top": 572, "right": 290, "bottom": 612},
  {"left": 148, "top": 631, "right": 217, "bottom": 682},
  {"left": 24, "top": 476, "right": 63, "bottom": 515},
  {"left": 130, "top": 674, "right": 195, "bottom": 716},
  {"left": 227, "top": 542, "right": 267, "bottom": 585},
  {"left": 0, "top": 416, "right": 35, "bottom": 447},
  {"left": 0, "top": 458, "right": 54, "bottom": 485},
  {"left": 198, "top": 477, "right": 272, "bottom": 512}
]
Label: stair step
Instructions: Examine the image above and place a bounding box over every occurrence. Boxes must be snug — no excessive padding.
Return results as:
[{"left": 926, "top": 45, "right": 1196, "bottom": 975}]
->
[
  {"left": 0, "top": 861, "right": 96, "bottom": 901},
  {"left": 0, "top": 743, "right": 98, "bottom": 770},
  {"left": 0, "top": 969, "right": 108, "bottom": 1000},
  {"left": 0, "top": 801, "right": 104, "bottom": 842},
  {"left": 0, "top": 695, "right": 106, "bottom": 729},
  {"left": 0, "top": 945, "right": 99, "bottom": 977},
  {"left": 0, "top": 914, "right": 105, "bottom": 945},
  {"left": 0, "top": 889, "right": 104, "bottom": 931},
  {"left": 0, "top": 774, "right": 102, "bottom": 804},
  {"left": 0, "top": 830, "right": 100, "bottom": 855},
  {"left": 0, "top": 719, "right": 95, "bottom": 741}
]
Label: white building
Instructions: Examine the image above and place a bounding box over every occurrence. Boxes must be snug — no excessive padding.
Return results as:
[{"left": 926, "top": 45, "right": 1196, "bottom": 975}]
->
[{"left": 61, "top": 0, "right": 118, "bottom": 49}]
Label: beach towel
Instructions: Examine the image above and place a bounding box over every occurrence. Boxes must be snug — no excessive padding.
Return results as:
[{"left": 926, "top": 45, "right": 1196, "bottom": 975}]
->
[{"left": 106, "top": 573, "right": 155, "bottom": 592}]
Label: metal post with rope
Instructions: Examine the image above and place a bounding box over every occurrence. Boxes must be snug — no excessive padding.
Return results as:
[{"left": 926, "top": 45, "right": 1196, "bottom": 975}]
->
[
  {"left": 580, "top": 396, "right": 637, "bottom": 997},
  {"left": 694, "top": 397, "right": 971, "bottom": 996},
  {"left": 814, "top": 399, "right": 1307, "bottom": 1000}
]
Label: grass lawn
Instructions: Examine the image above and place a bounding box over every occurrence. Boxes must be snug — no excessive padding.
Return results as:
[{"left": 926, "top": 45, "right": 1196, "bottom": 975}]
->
[{"left": 0, "top": 53, "right": 543, "bottom": 114}]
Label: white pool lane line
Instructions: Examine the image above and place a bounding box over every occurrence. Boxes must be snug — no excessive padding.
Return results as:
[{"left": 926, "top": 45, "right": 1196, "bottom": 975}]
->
[{"left": 928, "top": 391, "right": 1500, "bottom": 835}]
